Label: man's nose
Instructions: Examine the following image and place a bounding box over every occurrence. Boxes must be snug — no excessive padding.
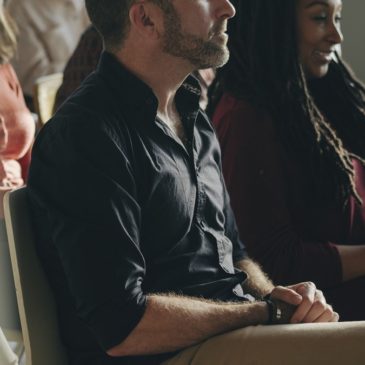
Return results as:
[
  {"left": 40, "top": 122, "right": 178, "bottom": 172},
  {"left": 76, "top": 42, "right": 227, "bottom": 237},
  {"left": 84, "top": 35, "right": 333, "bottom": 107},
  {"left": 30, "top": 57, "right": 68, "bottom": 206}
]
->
[{"left": 216, "top": 0, "right": 236, "bottom": 20}]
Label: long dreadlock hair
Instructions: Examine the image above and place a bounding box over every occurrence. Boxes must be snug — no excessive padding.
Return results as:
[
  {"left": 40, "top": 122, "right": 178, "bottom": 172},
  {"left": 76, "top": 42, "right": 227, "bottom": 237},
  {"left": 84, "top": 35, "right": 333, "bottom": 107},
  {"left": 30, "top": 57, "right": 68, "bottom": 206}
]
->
[{"left": 210, "top": 0, "right": 365, "bottom": 207}]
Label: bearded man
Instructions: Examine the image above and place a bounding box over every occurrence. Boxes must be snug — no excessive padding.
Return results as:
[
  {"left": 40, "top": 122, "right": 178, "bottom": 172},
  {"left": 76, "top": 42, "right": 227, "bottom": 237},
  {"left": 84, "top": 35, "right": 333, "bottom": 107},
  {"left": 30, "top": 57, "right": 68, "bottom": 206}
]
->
[{"left": 27, "top": 1, "right": 365, "bottom": 365}]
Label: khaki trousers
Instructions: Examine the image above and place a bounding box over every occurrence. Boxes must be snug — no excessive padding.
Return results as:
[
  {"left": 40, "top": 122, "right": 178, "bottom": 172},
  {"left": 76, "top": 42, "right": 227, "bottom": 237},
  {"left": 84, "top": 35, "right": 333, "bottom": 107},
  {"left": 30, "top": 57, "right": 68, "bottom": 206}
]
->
[{"left": 163, "top": 321, "right": 365, "bottom": 365}]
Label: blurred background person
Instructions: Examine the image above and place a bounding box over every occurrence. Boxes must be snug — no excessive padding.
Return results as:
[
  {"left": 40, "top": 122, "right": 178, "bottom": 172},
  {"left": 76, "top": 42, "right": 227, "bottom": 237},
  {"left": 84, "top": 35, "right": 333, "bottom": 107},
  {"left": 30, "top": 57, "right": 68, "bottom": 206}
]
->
[
  {"left": 6, "top": 0, "right": 89, "bottom": 110},
  {"left": 54, "top": 25, "right": 102, "bottom": 110},
  {"left": 211, "top": 0, "right": 365, "bottom": 320},
  {"left": 0, "top": 1, "right": 35, "bottom": 360},
  {"left": 0, "top": 0, "right": 34, "bottom": 213}
]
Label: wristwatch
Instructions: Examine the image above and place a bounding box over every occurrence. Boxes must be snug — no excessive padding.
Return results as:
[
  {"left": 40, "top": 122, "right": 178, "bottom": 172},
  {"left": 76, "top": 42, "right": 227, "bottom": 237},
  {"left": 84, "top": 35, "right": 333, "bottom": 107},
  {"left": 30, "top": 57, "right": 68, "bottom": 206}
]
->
[{"left": 264, "top": 298, "right": 282, "bottom": 324}]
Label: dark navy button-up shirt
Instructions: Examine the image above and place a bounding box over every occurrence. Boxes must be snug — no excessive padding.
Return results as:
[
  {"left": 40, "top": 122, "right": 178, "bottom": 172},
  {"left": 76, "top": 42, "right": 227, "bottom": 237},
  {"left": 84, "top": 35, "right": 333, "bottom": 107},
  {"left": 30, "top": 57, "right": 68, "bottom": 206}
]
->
[{"left": 28, "top": 52, "right": 247, "bottom": 365}]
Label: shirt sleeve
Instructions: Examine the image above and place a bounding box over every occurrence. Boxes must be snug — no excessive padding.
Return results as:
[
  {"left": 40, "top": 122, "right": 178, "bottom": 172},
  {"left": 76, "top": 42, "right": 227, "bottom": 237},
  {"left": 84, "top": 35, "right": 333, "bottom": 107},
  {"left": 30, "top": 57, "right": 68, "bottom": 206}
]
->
[
  {"left": 222, "top": 178, "right": 248, "bottom": 263},
  {"left": 207, "top": 111, "right": 247, "bottom": 263},
  {"left": 28, "top": 115, "right": 147, "bottom": 350},
  {"left": 213, "top": 99, "right": 342, "bottom": 288}
]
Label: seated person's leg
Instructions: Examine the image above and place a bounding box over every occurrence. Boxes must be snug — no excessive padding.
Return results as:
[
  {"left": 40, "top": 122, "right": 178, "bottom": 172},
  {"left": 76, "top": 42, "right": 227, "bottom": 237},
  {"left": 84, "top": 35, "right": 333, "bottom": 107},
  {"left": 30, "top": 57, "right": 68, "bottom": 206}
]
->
[{"left": 163, "top": 321, "right": 365, "bottom": 365}]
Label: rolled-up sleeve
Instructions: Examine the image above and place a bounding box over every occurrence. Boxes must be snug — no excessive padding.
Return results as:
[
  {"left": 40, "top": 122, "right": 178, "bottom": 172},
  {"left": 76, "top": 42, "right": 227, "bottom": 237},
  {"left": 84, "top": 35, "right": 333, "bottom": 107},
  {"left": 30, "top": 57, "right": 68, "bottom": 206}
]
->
[{"left": 28, "top": 115, "right": 147, "bottom": 350}]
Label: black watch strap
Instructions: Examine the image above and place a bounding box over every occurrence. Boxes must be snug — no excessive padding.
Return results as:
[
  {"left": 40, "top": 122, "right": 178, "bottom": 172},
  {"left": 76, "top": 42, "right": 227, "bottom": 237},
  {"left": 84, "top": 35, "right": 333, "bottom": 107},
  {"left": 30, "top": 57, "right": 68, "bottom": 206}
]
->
[{"left": 264, "top": 298, "right": 282, "bottom": 324}]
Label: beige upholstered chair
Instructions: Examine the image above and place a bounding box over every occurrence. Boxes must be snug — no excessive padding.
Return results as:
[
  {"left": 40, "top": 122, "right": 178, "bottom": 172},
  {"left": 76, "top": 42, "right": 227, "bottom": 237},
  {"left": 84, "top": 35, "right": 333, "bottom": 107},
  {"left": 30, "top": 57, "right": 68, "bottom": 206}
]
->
[
  {"left": 33, "top": 73, "right": 63, "bottom": 125},
  {"left": 0, "top": 219, "right": 21, "bottom": 343},
  {"left": 3, "top": 187, "right": 68, "bottom": 365},
  {"left": 0, "top": 327, "right": 18, "bottom": 365}
]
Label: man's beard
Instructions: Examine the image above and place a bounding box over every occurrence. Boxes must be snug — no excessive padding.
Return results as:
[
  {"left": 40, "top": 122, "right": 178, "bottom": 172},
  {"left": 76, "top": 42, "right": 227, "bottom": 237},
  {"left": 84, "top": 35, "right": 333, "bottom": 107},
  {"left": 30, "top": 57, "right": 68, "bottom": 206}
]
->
[{"left": 161, "top": 6, "right": 229, "bottom": 69}]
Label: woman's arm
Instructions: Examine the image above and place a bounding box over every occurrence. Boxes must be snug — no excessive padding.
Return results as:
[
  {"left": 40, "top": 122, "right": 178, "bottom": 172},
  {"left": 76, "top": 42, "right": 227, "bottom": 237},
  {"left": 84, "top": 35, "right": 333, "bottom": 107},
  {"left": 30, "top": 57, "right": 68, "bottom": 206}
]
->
[{"left": 336, "top": 245, "right": 365, "bottom": 281}]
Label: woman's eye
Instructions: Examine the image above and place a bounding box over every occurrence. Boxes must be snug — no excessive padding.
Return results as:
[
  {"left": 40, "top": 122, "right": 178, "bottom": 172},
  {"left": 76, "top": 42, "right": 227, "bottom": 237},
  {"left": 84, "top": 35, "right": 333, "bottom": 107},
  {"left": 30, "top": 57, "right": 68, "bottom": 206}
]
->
[
  {"left": 313, "top": 14, "right": 327, "bottom": 22},
  {"left": 335, "top": 15, "right": 342, "bottom": 23}
]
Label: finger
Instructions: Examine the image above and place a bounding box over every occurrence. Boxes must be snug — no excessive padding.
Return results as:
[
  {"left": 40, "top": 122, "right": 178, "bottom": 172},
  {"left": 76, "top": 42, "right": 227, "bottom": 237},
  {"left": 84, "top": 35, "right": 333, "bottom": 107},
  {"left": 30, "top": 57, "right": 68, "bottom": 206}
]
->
[
  {"left": 301, "top": 290, "right": 327, "bottom": 323},
  {"left": 290, "top": 283, "right": 317, "bottom": 323},
  {"left": 314, "top": 308, "right": 339, "bottom": 323},
  {"left": 270, "top": 286, "right": 302, "bottom": 305},
  {"left": 332, "top": 312, "right": 340, "bottom": 322},
  {"left": 301, "top": 298, "right": 328, "bottom": 323}
]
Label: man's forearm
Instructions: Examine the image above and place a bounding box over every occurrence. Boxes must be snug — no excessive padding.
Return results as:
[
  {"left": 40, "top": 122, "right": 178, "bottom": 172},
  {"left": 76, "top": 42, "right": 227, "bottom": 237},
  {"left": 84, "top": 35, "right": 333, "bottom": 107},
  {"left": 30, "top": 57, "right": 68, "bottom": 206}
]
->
[
  {"left": 107, "top": 294, "right": 269, "bottom": 357},
  {"left": 235, "top": 259, "right": 274, "bottom": 298}
]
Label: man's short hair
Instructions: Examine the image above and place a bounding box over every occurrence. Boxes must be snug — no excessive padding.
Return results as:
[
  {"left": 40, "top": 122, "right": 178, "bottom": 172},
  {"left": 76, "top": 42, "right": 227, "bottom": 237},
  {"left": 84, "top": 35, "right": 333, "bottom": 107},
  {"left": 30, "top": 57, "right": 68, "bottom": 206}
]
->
[
  {"left": 85, "top": 0, "right": 169, "bottom": 52},
  {"left": 85, "top": 0, "right": 135, "bottom": 51}
]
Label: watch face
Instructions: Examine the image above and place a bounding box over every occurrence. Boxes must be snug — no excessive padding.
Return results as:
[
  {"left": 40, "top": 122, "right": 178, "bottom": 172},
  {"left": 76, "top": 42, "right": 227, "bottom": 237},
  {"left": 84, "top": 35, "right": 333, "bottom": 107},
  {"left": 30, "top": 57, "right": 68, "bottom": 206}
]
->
[{"left": 275, "top": 307, "right": 282, "bottom": 321}]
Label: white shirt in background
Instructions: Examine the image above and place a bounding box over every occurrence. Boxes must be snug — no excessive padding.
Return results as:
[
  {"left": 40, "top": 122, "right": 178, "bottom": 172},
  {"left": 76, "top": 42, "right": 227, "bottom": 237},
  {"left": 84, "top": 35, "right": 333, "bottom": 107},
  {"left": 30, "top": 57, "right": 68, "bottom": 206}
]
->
[{"left": 6, "top": 0, "right": 90, "bottom": 96}]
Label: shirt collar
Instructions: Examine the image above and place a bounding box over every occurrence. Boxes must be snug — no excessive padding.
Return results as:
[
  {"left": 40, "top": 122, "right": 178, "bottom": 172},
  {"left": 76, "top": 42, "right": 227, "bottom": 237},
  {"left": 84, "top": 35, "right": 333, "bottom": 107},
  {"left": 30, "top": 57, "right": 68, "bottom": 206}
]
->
[
  {"left": 97, "top": 51, "right": 158, "bottom": 111},
  {"left": 96, "top": 51, "right": 202, "bottom": 123}
]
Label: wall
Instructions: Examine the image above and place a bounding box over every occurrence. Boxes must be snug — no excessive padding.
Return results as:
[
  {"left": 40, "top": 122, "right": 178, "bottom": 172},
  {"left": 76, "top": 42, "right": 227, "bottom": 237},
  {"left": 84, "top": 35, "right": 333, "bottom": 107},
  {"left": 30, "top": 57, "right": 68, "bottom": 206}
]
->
[{"left": 341, "top": 0, "right": 365, "bottom": 82}]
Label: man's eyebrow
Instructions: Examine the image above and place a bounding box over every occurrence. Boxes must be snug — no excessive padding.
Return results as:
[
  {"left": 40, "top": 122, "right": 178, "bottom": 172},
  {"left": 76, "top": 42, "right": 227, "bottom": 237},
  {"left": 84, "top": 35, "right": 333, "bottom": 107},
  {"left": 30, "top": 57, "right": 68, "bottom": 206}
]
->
[{"left": 305, "top": 1, "right": 329, "bottom": 9}]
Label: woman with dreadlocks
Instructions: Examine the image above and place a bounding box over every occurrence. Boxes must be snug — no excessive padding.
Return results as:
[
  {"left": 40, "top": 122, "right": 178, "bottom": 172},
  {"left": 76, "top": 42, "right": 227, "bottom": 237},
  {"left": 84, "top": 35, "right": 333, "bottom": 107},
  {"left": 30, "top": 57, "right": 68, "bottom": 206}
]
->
[{"left": 211, "top": 0, "right": 365, "bottom": 320}]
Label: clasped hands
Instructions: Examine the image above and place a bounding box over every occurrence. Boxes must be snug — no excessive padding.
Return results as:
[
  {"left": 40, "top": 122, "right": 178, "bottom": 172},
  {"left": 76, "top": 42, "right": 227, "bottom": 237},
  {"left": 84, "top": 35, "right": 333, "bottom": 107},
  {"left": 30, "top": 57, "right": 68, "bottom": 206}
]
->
[{"left": 267, "top": 282, "right": 339, "bottom": 324}]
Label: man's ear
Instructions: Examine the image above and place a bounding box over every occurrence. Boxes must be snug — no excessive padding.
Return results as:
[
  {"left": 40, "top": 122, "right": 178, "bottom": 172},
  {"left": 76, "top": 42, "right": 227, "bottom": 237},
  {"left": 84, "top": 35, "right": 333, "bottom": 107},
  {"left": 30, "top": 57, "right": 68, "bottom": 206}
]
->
[{"left": 129, "top": 2, "right": 163, "bottom": 40}]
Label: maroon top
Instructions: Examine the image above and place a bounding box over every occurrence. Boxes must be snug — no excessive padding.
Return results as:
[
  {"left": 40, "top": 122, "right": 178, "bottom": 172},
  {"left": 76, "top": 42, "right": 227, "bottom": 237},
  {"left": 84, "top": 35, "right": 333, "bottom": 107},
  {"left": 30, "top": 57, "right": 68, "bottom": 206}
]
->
[
  {"left": 54, "top": 26, "right": 103, "bottom": 110},
  {"left": 213, "top": 93, "right": 365, "bottom": 294}
]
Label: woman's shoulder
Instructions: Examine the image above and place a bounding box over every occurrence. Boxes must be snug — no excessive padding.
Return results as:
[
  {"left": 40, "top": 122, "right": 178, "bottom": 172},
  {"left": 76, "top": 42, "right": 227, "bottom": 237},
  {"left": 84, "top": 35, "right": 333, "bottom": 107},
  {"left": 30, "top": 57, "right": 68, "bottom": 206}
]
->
[{"left": 212, "top": 92, "right": 275, "bottom": 137}]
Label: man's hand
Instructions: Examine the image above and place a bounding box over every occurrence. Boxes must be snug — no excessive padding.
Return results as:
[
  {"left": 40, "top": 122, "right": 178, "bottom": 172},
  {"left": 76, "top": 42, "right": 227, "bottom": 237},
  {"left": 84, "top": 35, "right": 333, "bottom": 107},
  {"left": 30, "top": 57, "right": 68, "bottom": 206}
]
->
[{"left": 269, "top": 282, "right": 339, "bottom": 324}]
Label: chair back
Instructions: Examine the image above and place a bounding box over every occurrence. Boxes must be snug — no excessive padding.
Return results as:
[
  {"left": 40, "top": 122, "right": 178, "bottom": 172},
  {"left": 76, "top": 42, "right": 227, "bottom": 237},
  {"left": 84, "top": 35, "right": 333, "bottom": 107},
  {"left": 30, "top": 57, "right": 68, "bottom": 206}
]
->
[
  {"left": 0, "top": 219, "right": 21, "bottom": 341},
  {"left": 33, "top": 73, "right": 63, "bottom": 125},
  {"left": 0, "top": 326, "right": 19, "bottom": 365},
  {"left": 3, "top": 187, "right": 68, "bottom": 365}
]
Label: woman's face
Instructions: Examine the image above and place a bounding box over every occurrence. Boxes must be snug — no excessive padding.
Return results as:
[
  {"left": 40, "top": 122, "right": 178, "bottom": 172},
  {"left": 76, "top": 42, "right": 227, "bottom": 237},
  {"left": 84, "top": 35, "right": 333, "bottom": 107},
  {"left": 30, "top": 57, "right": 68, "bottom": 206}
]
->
[{"left": 297, "top": 0, "right": 343, "bottom": 79}]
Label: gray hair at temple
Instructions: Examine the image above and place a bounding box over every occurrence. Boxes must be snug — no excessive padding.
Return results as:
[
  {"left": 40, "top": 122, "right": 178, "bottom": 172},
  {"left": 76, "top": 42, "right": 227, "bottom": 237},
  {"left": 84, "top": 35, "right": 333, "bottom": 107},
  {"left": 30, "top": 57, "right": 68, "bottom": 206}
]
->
[
  {"left": 85, "top": 0, "right": 169, "bottom": 52},
  {"left": 0, "top": 0, "right": 17, "bottom": 63}
]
